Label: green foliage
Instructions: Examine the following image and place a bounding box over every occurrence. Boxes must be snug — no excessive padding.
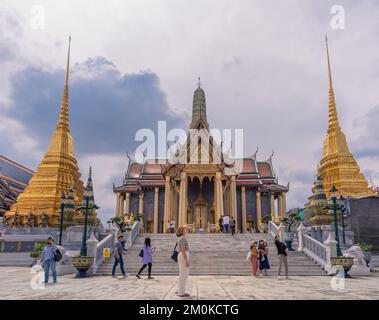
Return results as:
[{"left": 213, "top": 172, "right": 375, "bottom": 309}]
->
[
  {"left": 30, "top": 242, "right": 44, "bottom": 259},
  {"left": 356, "top": 242, "right": 373, "bottom": 252},
  {"left": 282, "top": 210, "right": 302, "bottom": 232}
]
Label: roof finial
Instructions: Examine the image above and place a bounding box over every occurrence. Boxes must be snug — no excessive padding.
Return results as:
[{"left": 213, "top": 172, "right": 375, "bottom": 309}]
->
[
  {"left": 197, "top": 76, "right": 201, "bottom": 88},
  {"left": 325, "top": 35, "right": 340, "bottom": 133},
  {"left": 57, "top": 36, "right": 71, "bottom": 130},
  {"left": 65, "top": 35, "right": 71, "bottom": 87}
]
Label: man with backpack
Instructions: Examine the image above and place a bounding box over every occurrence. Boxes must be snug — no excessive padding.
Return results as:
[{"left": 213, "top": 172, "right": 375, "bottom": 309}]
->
[
  {"left": 40, "top": 237, "right": 60, "bottom": 284},
  {"left": 112, "top": 234, "right": 127, "bottom": 278}
]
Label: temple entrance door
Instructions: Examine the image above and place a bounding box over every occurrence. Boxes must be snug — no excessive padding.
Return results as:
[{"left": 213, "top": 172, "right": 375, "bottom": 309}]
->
[{"left": 194, "top": 204, "right": 208, "bottom": 231}]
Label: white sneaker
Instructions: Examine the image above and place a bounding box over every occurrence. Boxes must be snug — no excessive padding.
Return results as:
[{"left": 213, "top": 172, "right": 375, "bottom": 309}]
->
[{"left": 277, "top": 276, "right": 282, "bottom": 280}]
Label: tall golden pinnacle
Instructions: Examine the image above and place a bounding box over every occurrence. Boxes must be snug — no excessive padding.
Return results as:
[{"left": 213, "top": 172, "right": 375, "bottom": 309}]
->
[
  {"left": 318, "top": 36, "right": 374, "bottom": 198},
  {"left": 5, "top": 37, "right": 85, "bottom": 227}
]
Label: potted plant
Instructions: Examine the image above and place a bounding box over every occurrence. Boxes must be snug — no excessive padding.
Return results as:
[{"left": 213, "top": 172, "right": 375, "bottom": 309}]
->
[
  {"left": 356, "top": 242, "right": 373, "bottom": 268},
  {"left": 72, "top": 256, "right": 94, "bottom": 278},
  {"left": 281, "top": 210, "right": 302, "bottom": 251},
  {"left": 30, "top": 242, "right": 43, "bottom": 266}
]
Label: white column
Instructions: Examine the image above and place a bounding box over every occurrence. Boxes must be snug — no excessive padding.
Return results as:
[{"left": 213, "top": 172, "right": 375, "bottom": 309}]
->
[
  {"left": 230, "top": 175, "right": 237, "bottom": 231},
  {"left": 178, "top": 172, "right": 187, "bottom": 227},
  {"left": 163, "top": 176, "right": 171, "bottom": 233},
  {"left": 153, "top": 187, "right": 159, "bottom": 234},
  {"left": 270, "top": 193, "right": 275, "bottom": 221},
  {"left": 125, "top": 192, "right": 130, "bottom": 214},
  {"left": 256, "top": 191, "right": 262, "bottom": 230},
  {"left": 115, "top": 193, "right": 121, "bottom": 216},
  {"left": 241, "top": 186, "right": 247, "bottom": 233},
  {"left": 120, "top": 193, "right": 125, "bottom": 216}
]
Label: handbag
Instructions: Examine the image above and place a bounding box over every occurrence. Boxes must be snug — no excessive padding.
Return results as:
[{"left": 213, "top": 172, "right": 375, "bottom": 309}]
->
[
  {"left": 139, "top": 249, "right": 144, "bottom": 258},
  {"left": 170, "top": 242, "right": 178, "bottom": 263}
]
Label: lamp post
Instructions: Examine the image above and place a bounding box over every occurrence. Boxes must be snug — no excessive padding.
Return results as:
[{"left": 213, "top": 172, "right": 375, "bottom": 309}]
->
[
  {"left": 330, "top": 185, "right": 342, "bottom": 257},
  {"left": 339, "top": 195, "right": 347, "bottom": 247},
  {"left": 80, "top": 195, "right": 99, "bottom": 257},
  {"left": 59, "top": 193, "right": 66, "bottom": 246}
]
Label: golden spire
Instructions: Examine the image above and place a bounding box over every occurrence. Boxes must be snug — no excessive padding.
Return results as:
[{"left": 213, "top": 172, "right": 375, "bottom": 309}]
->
[
  {"left": 57, "top": 36, "right": 71, "bottom": 130},
  {"left": 325, "top": 35, "right": 340, "bottom": 134}
]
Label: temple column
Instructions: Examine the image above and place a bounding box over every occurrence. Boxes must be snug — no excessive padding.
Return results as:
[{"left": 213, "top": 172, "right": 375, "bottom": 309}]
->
[
  {"left": 241, "top": 186, "right": 247, "bottom": 233},
  {"left": 178, "top": 172, "right": 187, "bottom": 227},
  {"left": 125, "top": 192, "right": 130, "bottom": 214},
  {"left": 270, "top": 193, "right": 276, "bottom": 221},
  {"left": 153, "top": 187, "right": 159, "bottom": 234},
  {"left": 116, "top": 193, "right": 121, "bottom": 217},
  {"left": 282, "top": 192, "right": 287, "bottom": 217},
  {"left": 230, "top": 175, "right": 237, "bottom": 231},
  {"left": 277, "top": 194, "right": 283, "bottom": 223},
  {"left": 120, "top": 193, "right": 125, "bottom": 216},
  {"left": 256, "top": 191, "right": 262, "bottom": 229},
  {"left": 138, "top": 192, "right": 144, "bottom": 215},
  {"left": 164, "top": 176, "right": 171, "bottom": 233},
  {"left": 215, "top": 172, "right": 223, "bottom": 224}
]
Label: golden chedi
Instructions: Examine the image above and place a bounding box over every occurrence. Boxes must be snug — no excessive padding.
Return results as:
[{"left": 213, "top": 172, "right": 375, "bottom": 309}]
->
[
  {"left": 5, "top": 37, "right": 84, "bottom": 227},
  {"left": 318, "top": 36, "right": 374, "bottom": 198}
]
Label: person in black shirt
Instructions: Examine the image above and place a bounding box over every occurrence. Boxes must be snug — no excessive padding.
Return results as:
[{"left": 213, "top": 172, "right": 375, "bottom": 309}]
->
[{"left": 274, "top": 236, "right": 289, "bottom": 279}]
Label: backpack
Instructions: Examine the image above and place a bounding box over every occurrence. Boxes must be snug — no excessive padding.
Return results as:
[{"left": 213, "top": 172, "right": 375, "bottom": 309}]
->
[{"left": 54, "top": 249, "right": 62, "bottom": 262}]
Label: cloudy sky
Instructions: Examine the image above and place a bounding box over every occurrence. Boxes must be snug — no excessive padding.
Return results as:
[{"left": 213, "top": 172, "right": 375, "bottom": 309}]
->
[{"left": 1, "top": 0, "right": 379, "bottom": 224}]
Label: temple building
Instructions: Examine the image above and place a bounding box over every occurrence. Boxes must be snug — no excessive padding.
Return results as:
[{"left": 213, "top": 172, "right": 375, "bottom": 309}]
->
[
  {"left": 5, "top": 37, "right": 89, "bottom": 227},
  {"left": 114, "top": 83, "right": 289, "bottom": 233},
  {"left": 318, "top": 37, "right": 374, "bottom": 198},
  {"left": 0, "top": 155, "right": 34, "bottom": 216}
]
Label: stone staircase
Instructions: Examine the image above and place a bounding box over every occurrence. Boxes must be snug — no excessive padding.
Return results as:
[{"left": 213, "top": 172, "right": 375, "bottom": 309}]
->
[{"left": 97, "top": 233, "right": 326, "bottom": 276}]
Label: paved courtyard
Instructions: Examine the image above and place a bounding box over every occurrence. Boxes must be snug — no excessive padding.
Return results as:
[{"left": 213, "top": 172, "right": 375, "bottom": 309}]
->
[{"left": 1, "top": 267, "right": 379, "bottom": 300}]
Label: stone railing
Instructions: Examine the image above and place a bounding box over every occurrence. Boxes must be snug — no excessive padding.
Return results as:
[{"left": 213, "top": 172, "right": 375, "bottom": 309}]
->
[
  {"left": 124, "top": 221, "right": 143, "bottom": 249},
  {"left": 268, "top": 221, "right": 279, "bottom": 238},
  {"left": 86, "top": 227, "right": 117, "bottom": 275},
  {"left": 301, "top": 234, "right": 327, "bottom": 267},
  {"left": 297, "top": 222, "right": 337, "bottom": 274}
]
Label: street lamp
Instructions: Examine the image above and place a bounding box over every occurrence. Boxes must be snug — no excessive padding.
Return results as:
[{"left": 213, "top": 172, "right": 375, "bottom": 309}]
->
[
  {"left": 339, "top": 195, "right": 347, "bottom": 247},
  {"left": 79, "top": 194, "right": 99, "bottom": 257},
  {"left": 59, "top": 192, "right": 66, "bottom": 246},
  {"left": 330, "top": 185, "right": 342, "bottom": 257}
]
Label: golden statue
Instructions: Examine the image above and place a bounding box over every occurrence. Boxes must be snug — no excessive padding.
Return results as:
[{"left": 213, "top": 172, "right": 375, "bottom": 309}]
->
[
  {"left": 318, "top": 36, "right": 374, "bottom": 198},
  {"left": 5, "top": 37, "right": 85, "bottom": 226}
]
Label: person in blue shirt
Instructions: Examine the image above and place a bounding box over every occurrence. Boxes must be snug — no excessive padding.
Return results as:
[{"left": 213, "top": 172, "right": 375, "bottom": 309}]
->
[{"left": 40, "top": 237, "right": 57, "bottom": 284}]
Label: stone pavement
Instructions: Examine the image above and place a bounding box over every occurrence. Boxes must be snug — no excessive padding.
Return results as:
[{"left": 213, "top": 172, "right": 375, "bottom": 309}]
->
[{"left": 1, "top": 267, "right": 379, "bottom": 300}]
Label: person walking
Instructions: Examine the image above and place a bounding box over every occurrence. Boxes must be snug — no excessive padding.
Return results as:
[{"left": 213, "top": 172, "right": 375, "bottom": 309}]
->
[
  {"left": 40, "top": 237, "right": 58, "bottom": 284},
  {"left": 136, "top": 237, "right": 154, "bottom": 279},
  {"left": 223, "top": 214, "right": 230, "bottom": 233},
  {"left": 258, "top": 240, "right": 270, "bottom": 276},
  {"left": 176, "top": 226, "right": 190, "bottom": 297},
  {"left": 275, "top": 236, "right": 289, "bottom": 279},
  {"left": 250, "top": 241, "right": 259, "bottom": 277},
  {"left": 112, "top": 234, "right": 127, "bottom": 278},
  {"left": 230, "top": 217, "right": 236, "bottom": 236},
  {"left": 218, "top": 215, "right": 224, "bottom": 233}
]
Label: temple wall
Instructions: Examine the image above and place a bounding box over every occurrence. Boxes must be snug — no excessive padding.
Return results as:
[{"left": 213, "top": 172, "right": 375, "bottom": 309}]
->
[
  {"left": 143, "top": 189, "right": 154, "bottom": 222},
  {"left": 202, "top": 178, "right": 214, "bottom": 209},
  {"left": 188, "top": 179, "right": 200, "bottom": 209},
  {"left": 158, "top": 188, "right": 165, "bottom": 233},
  {"left": 130, "top": 193, "right": 139, "bottom": 215},
  {"left": 236, "top": 187, "right": 242, "bottom": 232},
  {"left": 261, "top": 195, "right": 270, "bottom": 218},
  {"left": 246, "top": 188, "right": 257, "bottom": 222}
]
